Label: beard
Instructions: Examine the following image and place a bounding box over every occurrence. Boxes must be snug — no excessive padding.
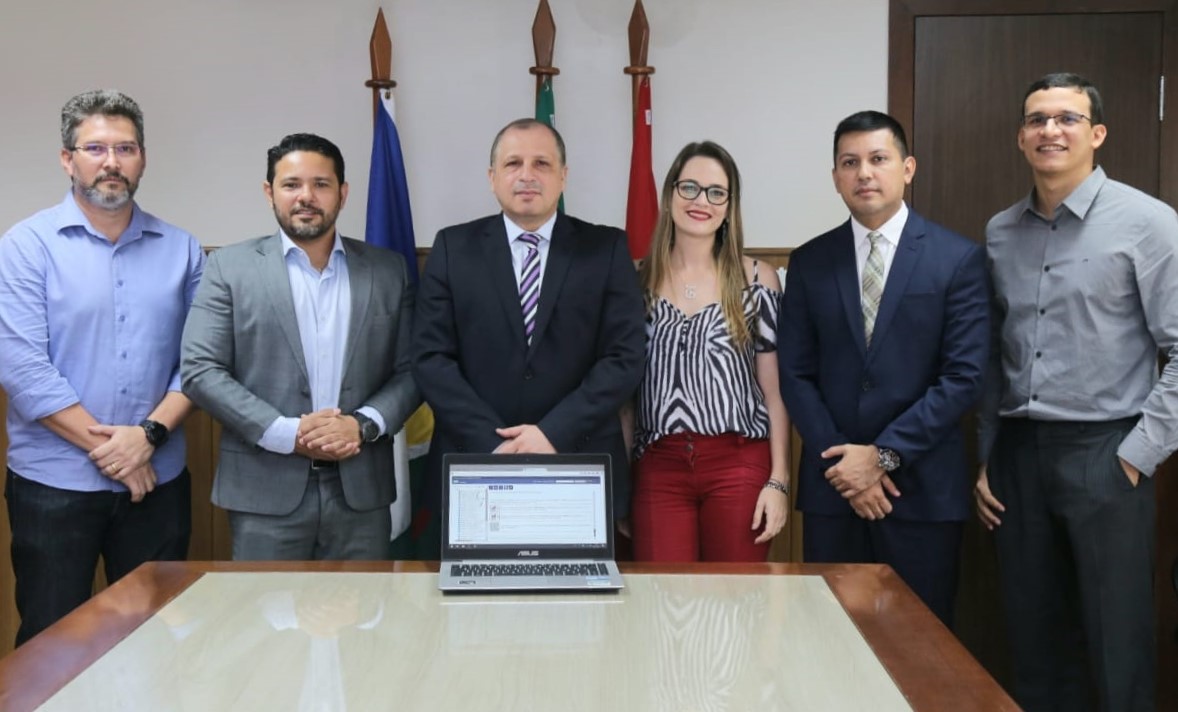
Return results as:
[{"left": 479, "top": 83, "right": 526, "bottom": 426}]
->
[
  {"left": 77, "top": 172, "right": 137, "bottom": 210},
  {"left": 274, "top": 203, "right": 340, "bottom": 242}
]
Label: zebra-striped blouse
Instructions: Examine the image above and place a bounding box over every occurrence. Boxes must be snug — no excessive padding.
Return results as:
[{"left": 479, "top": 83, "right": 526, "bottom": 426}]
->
[{"left": 634, "top": 278, "right": 780, "bottom": 459}]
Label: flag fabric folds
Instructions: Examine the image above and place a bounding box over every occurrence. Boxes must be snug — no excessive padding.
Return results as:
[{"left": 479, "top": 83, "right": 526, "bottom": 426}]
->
[
  {"left": 366, "top": 92, "right": 418, "bottom": 283},
  {"left": 625, "top": 76, "right": 657, "bottom": 260},
  {"left": 535, "top": 76, "right": 565, "bottom": 213},
  {"left": 365, "top": 92, "right": 424, "bottom": 542}
]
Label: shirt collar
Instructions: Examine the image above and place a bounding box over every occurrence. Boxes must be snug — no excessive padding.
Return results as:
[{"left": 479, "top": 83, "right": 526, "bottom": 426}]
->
[
  {"left": 52, "top": 190, "right": 153, "bottom": 243},
  {"left": 850, "top": 201, "right": 909, "bottom": 249},
  {"left": 280, "top": 230, "right": 346, "bottom": 265},
  {"left": 503, "top": 212, "right": 557, "bottom": 243},
  {"left": 1022, "top": 165, "right": 1107, "bottom": 222}
]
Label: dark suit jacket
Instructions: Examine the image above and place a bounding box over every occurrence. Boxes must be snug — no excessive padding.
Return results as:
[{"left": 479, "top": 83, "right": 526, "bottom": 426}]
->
[
  {"left": 412, "top": 213, "right": 645, "bottom": 515},
  {"left": 181, "top": 234, "right": 420, "bottom": 515},
  {"left": 778, "top": 210, "right": 989, "bottom": 522}
]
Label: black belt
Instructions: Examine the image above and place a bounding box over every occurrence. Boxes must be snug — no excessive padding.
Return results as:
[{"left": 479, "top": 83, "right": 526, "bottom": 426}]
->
[{"left": 309, "top": 459, "right": 338, "bottom": 472}]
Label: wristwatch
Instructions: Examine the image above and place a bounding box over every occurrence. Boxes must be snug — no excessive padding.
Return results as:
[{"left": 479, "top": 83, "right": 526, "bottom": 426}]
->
[
  {"left": 352, "top": 412, "right": 380, "bottom": 443},
  {"left": 139, "top": 419, "right": 169, "bottom": 448},
  {"left": 876, "top": 446, "right": 901, "bottom": 473}
]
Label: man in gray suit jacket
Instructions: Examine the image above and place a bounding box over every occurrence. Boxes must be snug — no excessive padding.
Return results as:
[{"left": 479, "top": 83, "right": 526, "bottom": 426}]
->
[{"left": 181, "top": 134, "right": 419, "bottom": 560}]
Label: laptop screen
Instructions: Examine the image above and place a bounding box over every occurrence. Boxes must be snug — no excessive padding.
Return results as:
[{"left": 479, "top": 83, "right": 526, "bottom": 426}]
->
[{"left": 442, "top": 454, "right": 613, "bottom": 559}]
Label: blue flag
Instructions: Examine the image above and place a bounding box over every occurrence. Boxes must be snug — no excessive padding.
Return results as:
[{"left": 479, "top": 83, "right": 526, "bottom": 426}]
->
[{"left": 365, "top": 93, "right": 418, "bottom": 284}]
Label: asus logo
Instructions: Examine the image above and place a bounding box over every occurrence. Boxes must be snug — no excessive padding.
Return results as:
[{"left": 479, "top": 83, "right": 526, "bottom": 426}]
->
[{"left": 517, "top": 550, "right": 539, "bottom": 557}]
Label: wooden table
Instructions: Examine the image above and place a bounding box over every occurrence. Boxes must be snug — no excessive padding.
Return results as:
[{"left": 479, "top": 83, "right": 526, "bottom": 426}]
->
[{"left": 0, "top": 561, "right": 1016, "bottom": 711}]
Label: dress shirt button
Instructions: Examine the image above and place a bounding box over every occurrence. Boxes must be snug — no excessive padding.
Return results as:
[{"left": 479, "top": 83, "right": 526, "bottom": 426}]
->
[
  {"left": 524, "top": 369, "right": 534, "bottom": 380},
  {"left": 116, "top": 280, "right": 124, "bottom": 287},
  {"left": 121, "top": 352, "right": 127, "bottom": 359},
  {"left": 1035, "top": 351, "right": 1042, "bottom": 358},
  {"left": 1039, "top": 308, "right": 1046, "bottom": 315},
  {"left": 1043, "top": 266, "right": 1051, "bottom": 273},
  {"left": 862, "top": 381, "right": 872, "bottom": 391},
  {"left": 118, "top": 315, "right": 126, "bottom": 322},
  {"left": 1050, "top": 224, "right": 1058, "bottom": 231},
  {"left": 1031, "top": 394, "right": 1039, "bottom": 401},
  {"left": 120, "top": 388, "right": 127, "bottom": 394}
]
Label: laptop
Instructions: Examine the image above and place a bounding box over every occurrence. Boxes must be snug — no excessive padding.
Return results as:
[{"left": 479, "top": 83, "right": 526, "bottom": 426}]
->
[{"left": 438, "top": 453, "right": 624, "bottom": 592}]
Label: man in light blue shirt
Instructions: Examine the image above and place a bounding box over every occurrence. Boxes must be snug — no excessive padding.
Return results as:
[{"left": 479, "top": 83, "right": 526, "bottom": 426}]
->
[
  {"left": 181, "top": 134, "right": 419, "bottom": 560},
  {"left": 0, "top": 90, "right": 205, "bottom": 646}
]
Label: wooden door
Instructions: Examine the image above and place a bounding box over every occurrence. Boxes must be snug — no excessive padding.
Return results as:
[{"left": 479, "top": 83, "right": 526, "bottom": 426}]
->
[{"left": 890, "top": 1, "right": 1178, "bottom": 707}]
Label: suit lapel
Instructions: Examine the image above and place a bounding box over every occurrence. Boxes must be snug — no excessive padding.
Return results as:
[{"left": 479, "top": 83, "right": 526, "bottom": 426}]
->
[
  {"left": 833, "top": 221, "right": 868, "bottom": 356},
  {"left": 867, "top": 211, "right": 924, "bottom": 360},
  {"left": 257, "top": 233, "right": 309, "bottom": 383},
  {"left": 480, "top": 217, "right": 528, "bottom": 345},
  {"left": 528, "top": 213, "right": 572, "bottom": 358},
  {"left": 341, "top": 239, "right": 373, "bottom": 380}
]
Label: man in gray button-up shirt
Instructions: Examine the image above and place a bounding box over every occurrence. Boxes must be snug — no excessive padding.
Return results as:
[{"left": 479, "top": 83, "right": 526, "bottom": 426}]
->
[{"left": 975, "top": 72, "right": 1178, "bottom": 712}]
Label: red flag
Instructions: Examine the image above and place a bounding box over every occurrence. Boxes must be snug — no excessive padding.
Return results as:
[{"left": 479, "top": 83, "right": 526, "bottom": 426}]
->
[{"left": 625, "top": 76, "right": 657, "bottom": 260}]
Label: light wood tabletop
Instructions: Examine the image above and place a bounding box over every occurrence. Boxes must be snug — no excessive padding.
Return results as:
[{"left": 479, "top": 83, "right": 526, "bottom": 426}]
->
[{"left": 0, "top": 561, "right": 1017, "bottom": 712}]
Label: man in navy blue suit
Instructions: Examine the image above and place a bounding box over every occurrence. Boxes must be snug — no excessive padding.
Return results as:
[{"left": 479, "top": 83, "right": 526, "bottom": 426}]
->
[{"left": 778, "top": 111, "right": 989, "bottom": 625}]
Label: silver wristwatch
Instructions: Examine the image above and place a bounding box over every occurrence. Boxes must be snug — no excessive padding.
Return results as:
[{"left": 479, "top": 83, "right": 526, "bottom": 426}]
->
[{"left": 876, "top": 447, "right": 901, "bottom": 473}]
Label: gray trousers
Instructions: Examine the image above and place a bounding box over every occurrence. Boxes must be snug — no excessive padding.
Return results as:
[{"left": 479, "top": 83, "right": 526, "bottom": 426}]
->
[
  {"left": 990, "top": 417, "right": 1155, "bottom": 712},
  {"left": 229, "top": 465, "right": 391, "bottom": 561}
]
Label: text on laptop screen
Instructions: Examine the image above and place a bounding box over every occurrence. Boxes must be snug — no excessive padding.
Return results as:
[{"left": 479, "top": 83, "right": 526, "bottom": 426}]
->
[{"left": 447, "top": 463, "right": 608, "bottom": 548}]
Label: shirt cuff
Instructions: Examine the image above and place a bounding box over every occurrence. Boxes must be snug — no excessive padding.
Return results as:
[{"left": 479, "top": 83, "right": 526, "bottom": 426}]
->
[
  {"left": 356, "top": 406, "right": 387, "bottom": 438},
  {"left": 1117, "top": 427, "right": 1165, "bottom": 477},
  {"left": 257, "top": 416, "right": 299, "bottom": 454}
]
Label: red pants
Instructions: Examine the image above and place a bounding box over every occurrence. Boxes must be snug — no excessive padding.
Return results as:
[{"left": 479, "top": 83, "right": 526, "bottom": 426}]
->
[{"left": 631, "top": 433, "right": 772, "bottom": 562}]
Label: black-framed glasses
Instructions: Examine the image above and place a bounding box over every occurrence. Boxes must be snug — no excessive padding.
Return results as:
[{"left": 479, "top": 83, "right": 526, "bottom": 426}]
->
[
  {"left": 71, "top": 143, "right": 141, "bottom": 159},
  {"left": 674, "top": 180, "right": 730, "bottom": 205},
  {"left": 1021, "top": 112, "right": 1092, "bottom": 130}
]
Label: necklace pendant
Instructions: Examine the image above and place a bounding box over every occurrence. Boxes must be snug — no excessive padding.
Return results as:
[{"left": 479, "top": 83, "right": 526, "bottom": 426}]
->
[{"left": 684, "top": 283, "right": 697, "bottom": 300}]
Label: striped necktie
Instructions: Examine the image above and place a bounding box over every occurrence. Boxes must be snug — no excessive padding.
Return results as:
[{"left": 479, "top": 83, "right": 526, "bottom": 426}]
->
[
  {"left": 862, "top": 231, "right": 885, "bottom": 347},
  {"left": 517, "top": 232, "right": 542, "bottom": 344}
]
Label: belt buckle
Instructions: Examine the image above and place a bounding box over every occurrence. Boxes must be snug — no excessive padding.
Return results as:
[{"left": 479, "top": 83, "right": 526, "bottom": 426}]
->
[{"left": 309, "top": 459, "right": 336, "bottom": 472}]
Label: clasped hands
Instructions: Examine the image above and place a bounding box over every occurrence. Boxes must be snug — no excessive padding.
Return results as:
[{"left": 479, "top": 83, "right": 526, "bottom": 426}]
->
[
  {"left": 822, "top": 443, "right": 901, "bottom": 521},
  {"left": 493, "top": 424, "right": 556, "bottom": 454},
  {"left": 87, "top": 423, "right": 157, "bottom": 503},
  {"left": 296, "top": 408, "right": 362, "bottom": 461}
]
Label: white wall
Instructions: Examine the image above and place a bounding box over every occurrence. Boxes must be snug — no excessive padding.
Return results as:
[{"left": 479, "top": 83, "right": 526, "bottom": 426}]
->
[{"left": 1, "top": 0, "right": 886, "bottom": 248}]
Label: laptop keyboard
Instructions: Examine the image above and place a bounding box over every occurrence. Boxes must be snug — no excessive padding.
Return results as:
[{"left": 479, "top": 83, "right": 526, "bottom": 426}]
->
[{"left": 452, "top": 563, "right": 609, "bottom": 577}]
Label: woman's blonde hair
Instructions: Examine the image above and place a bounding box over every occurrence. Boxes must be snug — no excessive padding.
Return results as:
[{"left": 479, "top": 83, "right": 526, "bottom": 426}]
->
[{"left": 638, "top": 141, "right": 750, "bottom": 346}]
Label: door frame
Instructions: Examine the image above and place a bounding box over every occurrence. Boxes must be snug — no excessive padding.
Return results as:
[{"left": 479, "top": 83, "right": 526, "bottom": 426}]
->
[{"left": 888, "top": 0, "right": 1178, "bottom": 205}]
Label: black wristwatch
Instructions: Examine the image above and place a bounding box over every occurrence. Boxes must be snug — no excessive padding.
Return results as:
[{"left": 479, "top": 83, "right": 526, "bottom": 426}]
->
[
  {"left": 352, "top": 412, "right": 380, "bottom": 443},
  {"left": 139, "top": 419, "right": 169, "bottom": 448},
  {"left": 876, "top": 446, "right": 901, "bottom": 473}
]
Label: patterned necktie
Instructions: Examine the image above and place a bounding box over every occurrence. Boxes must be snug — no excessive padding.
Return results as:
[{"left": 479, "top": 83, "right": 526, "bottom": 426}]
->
[
  {"left": 517, "top": 232, "right": 542, "bottom": 344},
  {"left": 861, "top": 231, "right": 885, "bottom": 347}
]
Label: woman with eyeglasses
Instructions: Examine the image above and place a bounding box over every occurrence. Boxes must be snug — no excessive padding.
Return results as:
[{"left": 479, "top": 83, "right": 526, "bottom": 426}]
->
[{"left": 629, "top": 141, "right": 791, "bottom": 562}]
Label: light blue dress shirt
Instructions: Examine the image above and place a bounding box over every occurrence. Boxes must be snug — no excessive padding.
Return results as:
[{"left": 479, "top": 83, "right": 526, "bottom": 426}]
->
[
  {"left": 256, "top": 233, "right": 386, "bottom": 454},
  {"left": 0, "top": 193, "right": 205, "bottom": 491}
]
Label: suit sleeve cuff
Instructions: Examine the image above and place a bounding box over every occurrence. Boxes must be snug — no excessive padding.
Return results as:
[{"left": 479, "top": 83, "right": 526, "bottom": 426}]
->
[
  {"left": 356, "top": 406, "right": 387, "bottom": 438},
  {"left": 257, "top": 416, "right": 299, "bottom": 454}
]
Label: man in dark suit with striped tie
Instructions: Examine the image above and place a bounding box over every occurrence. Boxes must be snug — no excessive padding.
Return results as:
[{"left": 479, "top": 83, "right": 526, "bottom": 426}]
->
[
  {"left": 777, "top": 111, "right": 989, "bottom": 625},
  {"left": 412, "top": 118, "right": 646, "bottom": 542}
]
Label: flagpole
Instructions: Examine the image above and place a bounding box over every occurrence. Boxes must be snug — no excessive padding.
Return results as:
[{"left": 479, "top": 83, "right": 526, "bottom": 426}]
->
[
  {"left": 624, "top": 0, "right": 657, "bottom": 260},
  {"left": 365, "top": 8, "right": 396, "bottom": 117},
  {"left": 623, "top": 0, "right": 654, "bottom": 111},
  {"left": 530, "top": 0, "right": 558, "bottom": 101},
  {"left": 531, "top": 0, "right": 563, "bottom": 211},
  {"left": 364, "top": 8, "right": 432, "bottom": 553}
]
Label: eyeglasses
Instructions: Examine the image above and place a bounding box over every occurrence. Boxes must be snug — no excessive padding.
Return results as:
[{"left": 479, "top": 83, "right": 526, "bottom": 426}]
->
[
  {"left": 674, "top": 180, "right": 730, "bottom": 205},
  {"left": 1021, "top": 112, "right": 1092, "bottom": 130},
  {"left": 71, "top": 143, "right": 141, "bottom": 159}
]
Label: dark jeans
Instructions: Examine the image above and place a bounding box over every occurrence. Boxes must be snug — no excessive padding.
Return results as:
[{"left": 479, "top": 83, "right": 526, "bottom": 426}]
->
[
  {"left": 990, "top": 417, "right": 1154, "bottom": 712},
  {"left": 5, "top": 467, "right": 191, "bottom": 646}
]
